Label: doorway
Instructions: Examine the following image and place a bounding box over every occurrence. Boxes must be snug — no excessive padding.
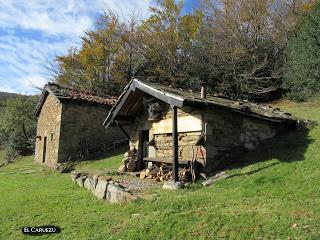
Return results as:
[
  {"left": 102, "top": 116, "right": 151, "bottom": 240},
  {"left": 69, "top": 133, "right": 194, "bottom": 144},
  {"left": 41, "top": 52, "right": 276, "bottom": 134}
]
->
[
  {"left": 137, "top": 130, "right": 149, "bottom": 169},
  {"left": 42, "top": 136, "right": 47, "bottom": 163}
]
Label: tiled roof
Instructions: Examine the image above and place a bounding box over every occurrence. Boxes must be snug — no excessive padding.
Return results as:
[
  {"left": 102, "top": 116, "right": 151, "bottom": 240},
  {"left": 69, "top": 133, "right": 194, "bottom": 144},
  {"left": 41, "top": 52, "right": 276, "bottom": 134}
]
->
[{"left": 35, "top": 82, "right": 117, "bottom": 117}]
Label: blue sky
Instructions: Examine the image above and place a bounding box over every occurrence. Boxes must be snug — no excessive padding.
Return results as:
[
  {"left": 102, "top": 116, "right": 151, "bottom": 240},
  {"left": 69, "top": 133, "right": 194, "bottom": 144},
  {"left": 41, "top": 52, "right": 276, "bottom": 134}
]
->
[{"left": 0, "top": 0, "right": 198, "bottom": 95}]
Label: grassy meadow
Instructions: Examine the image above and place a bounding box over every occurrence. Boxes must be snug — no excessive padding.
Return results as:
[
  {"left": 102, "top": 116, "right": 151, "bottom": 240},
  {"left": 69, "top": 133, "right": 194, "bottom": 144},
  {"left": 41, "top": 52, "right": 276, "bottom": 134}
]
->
[{"left": 0, "top": 100, "right": 320, "bottom": 239}]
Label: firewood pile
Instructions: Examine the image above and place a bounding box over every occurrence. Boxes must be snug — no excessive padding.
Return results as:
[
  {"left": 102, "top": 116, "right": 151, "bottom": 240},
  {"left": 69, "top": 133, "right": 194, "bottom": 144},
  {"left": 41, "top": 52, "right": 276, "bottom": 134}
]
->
[
  {"left": 118, "top": 148, "right": 195, "bottom": 183},
  {"left": 118, "top": 148, "right": 138, "bottom": 172},
  {"left": 139, "top": 165, "right": 192, "bottom": 183}
]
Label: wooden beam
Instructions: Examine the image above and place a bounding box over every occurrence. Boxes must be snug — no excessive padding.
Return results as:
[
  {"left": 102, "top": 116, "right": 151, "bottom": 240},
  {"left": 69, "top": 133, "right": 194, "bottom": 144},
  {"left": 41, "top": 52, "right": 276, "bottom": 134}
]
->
[
  {"left": 103, "top": 81, "right": 135, "bottom": 128},
  {"left": 137, "top": 131, "right": 144, "bottom": 171},
  {"left": 172, "top": 106, "right": 179, "bottom": 181},
  {"left": 133, "top": 79, "right": 184, "bottom": 107},
  {"left": 115, "top": 121, "right": 131, "bottom": 140}
]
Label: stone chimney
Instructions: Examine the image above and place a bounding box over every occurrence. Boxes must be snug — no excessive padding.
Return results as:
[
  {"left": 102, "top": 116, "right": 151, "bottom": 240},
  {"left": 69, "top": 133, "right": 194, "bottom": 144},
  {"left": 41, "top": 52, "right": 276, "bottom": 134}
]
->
[{"left": 200, "top": 79, "right": 207, "bottom": 99}]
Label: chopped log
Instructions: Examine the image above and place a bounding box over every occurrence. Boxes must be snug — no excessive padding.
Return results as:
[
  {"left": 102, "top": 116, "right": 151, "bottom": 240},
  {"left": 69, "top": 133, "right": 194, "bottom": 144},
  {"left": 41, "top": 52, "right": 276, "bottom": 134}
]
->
[
  {"left": 122, "top": 158, "right": 129, "bottom": 164},
  {"left": 140, "top": 171, "right": 146, "bottom": 179},
  {"left": 126, "top": 161, "right": 136, "bottom": 171},
  {"left": 118, "top": 164, "right": 126, "bottom": 172}
]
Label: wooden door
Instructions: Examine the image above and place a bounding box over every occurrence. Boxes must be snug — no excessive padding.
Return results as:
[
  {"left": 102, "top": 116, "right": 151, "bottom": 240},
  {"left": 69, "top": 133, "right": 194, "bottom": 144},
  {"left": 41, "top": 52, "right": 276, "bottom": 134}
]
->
[
  {"left": 142, "top": 130, "right": 149, "bottom": 158},
  {"left": 42, "top": 137, "right": 47, "bottom": 163}
]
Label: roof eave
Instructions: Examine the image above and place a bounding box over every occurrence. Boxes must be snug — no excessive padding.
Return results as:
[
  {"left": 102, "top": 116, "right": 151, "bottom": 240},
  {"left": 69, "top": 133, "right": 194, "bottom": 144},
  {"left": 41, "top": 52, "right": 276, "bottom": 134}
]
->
[{"left": 103, "top": 78, "right": 185, "bottom": 128}]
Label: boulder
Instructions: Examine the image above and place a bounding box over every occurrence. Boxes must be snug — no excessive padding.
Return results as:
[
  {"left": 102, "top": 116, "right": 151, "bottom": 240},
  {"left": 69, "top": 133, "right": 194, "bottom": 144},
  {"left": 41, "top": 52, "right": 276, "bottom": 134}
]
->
[
  {"left": 93, "top": 180, "right": 108, "bottom": 199},
  {"left": 106, "top": 183, "right": 137, "bottom": 203}
]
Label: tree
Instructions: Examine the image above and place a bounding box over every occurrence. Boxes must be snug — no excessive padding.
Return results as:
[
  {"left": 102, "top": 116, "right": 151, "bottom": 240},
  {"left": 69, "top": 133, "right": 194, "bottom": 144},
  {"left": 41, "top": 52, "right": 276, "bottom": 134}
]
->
[
  {"left": 198, "top": 0, "right": 315, "bottom": 100},
  {"left": 0, "top": 96, "right": 38, "bottom": 160},
  {"left": 282, "top": 2, "right": 320, "bottom": 101},
  {"left": 53, "top": 11, "right": 142, "bottom": 96},
  {"left": 137, "top": 0, "right": 203, "bottom": 87},
  {"left": 52, "top": 0, "right": 315, "bottom": 100}
]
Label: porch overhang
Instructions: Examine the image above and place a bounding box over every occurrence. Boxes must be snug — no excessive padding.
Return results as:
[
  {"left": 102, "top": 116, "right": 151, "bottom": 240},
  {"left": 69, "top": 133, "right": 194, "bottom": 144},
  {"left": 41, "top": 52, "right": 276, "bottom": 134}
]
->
[{"left": 103, "top": 78, "right": 184, "bottom": 129}]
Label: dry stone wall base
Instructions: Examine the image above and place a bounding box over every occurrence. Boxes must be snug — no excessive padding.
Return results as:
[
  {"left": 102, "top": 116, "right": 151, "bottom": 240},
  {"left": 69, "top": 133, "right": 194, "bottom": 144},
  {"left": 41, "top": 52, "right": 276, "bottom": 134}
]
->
[
  {"left": 76, "top": 175, "right": 87, "bottom": 188},
  {"left": 106, "top": 183, "right": 137, "bottom": 203},
  {"left": 94, "top": 180, "right": 108, "bottom": 199},
  {"left": 71, "top": 171, "right": 137, "bottom": 203},
  {"left": 84, "top": 177, "right": 97, "bottom": 192}
]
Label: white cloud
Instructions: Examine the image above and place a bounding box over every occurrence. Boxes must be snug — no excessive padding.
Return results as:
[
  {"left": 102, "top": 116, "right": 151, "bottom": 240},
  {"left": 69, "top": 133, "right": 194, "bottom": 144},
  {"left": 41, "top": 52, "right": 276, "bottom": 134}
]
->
[
  {"left": 0, "top": 0, "right": 152, "bottom": 94},
  {"left": 0, "top": 35, "right": 72, "bottom": 94},
  {"left": 0, "top": 0, "right": 152, "bottom": 37},
  {"left": 0, "top": 0, "right": 93, "bottom": 37}
]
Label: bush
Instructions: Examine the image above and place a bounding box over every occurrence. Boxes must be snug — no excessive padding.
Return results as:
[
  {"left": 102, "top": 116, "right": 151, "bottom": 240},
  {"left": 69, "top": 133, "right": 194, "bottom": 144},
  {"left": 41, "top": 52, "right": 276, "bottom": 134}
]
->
[{"left": 283, "top": 3, "right": 320, "bottom": 101}]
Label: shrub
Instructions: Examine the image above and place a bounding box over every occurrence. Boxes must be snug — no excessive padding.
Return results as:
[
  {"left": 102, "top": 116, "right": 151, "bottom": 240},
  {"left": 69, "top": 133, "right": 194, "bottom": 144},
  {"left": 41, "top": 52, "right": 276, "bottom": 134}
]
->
[{"left": 0, "top": 96, "right": 38, "bottom": 161}]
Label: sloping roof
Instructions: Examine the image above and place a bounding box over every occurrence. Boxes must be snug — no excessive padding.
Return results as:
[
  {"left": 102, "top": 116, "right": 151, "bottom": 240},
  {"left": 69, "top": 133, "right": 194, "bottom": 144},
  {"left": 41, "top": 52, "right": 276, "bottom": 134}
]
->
[
  {"left": 103, "top": 78, "right": 297, "bottom": 128},
  {"left": 35, "top": 83, "right": 118, "bottom": 117}
]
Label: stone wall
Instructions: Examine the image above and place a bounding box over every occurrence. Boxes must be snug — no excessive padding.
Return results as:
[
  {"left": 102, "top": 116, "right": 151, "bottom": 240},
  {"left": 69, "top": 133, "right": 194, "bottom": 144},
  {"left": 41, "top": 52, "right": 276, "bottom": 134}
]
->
[
  {"left": 154, "top": 132, "right": 205, "bottom": 162},
  {"left": 34, "top": 94, "right": 62, "bottom": 166},
  {"left": 124, "top": 101, "right": 294, "bottom": 174},
  {"left": 204, "top": 107, "right": 293, "bottom": 172},
  {"left": 71, "top": 171, "right": 137, "bottom": 203},
  {"left": 58, "top": 102, "right": 126, "bottom": 162},
  {"left": 125, "top": 104, "right": 205, "bottom": 164}
]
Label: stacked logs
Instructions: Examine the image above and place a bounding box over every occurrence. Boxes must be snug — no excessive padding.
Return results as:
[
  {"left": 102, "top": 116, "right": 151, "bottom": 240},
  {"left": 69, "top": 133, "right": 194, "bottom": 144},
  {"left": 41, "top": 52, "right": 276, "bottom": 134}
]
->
[
  {"left": 139, "top": 165, "right": 192, "bottom": 183},
  {"left": 118, "top": 148, "right": 138, "bottom": 172}
]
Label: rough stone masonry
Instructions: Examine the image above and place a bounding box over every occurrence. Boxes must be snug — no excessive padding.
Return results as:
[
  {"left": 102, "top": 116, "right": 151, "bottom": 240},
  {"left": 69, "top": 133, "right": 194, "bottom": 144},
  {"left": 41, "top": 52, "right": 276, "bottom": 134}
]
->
[{"left": 71, "top": 171, "right": 137, "bottom": 204}]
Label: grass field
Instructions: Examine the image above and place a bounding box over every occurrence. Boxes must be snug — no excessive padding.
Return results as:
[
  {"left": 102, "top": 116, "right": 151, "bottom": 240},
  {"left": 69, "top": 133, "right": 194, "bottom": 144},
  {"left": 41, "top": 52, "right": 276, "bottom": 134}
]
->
[{"left": 0, "top": 100, "right": 320, "bottom": 239}]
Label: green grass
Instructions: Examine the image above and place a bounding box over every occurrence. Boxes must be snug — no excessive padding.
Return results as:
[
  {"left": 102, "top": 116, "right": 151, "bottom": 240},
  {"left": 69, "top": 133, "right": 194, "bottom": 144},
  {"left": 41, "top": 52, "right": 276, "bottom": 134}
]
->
[
  {"left": 76, "top": 153, "right": 124, "bottom": 172},
  {"left": 1, "top": 100, "right": 320, "bottom": 239}
]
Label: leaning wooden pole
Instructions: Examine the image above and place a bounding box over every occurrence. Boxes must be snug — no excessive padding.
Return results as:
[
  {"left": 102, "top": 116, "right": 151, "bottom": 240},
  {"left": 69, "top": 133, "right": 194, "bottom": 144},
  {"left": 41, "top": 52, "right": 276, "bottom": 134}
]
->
[{"left": 172, "top": 106, "right": 179, "bottom": 182}]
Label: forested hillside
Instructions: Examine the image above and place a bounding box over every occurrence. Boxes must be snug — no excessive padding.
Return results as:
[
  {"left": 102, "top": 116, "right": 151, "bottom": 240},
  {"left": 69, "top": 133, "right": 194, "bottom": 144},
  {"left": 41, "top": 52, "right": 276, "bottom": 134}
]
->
[{"left": 51, "top": 0, "right": 318, "bottom": 101}]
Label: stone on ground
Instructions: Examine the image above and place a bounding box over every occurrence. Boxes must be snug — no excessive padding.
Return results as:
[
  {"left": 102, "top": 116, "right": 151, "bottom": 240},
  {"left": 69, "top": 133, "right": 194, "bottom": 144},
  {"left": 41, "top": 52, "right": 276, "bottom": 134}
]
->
[
  {"left": 106, "top": 183, "right": 137, "bottom": 203},
  {"left": 202, "top": 171, "right": 228, "bottom": 187},
  {"left": 162, "top": 180, "right": 183, "bottom": 190}
]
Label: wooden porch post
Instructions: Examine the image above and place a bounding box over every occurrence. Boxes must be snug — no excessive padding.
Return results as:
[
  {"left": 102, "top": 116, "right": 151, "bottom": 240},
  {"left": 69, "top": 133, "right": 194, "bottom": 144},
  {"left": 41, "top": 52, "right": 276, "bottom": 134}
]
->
[{"left": 172, "top": 105, "right": 179, "bottom": 182}]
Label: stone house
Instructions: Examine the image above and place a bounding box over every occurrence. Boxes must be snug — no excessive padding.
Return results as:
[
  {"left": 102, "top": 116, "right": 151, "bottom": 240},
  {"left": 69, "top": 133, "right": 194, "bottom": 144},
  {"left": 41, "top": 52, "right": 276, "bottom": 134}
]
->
[
  {"left": 103, "top": 79, "right": 297, "bottom": 179},
  {"left": 34, "top": 83, "right": 126, "bottom": 167}
]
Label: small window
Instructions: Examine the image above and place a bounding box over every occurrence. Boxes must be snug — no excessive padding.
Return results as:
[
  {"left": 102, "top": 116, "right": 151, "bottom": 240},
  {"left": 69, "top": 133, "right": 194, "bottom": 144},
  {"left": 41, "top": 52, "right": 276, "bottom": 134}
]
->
[{"left": 51, "top": 133, "right": 54, "bottom": 141}]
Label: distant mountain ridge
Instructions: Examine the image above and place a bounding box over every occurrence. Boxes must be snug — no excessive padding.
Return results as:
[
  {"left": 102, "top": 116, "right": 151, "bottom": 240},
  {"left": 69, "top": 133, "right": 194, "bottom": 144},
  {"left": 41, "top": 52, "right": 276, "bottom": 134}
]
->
[{"left": 0, "top": 92, "right": 23, "bottom": 101}]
